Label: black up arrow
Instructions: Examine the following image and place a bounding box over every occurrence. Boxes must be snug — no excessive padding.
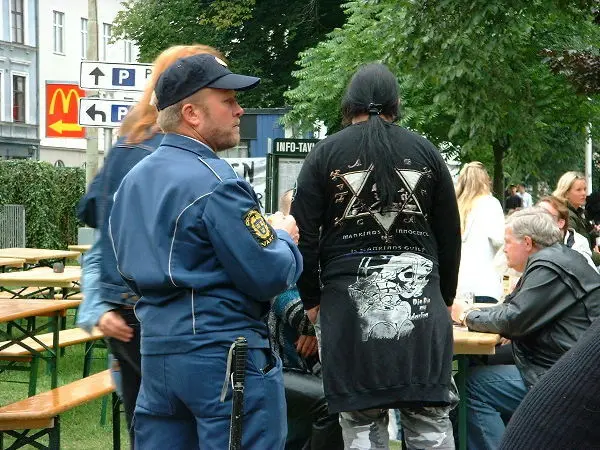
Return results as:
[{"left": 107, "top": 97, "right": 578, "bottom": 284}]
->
[
  {"left": 89, "top": 67, "right": 105, "bottom": 85},
  {"left": 86, "top": 104, "right": 106, "bottom": 122}
]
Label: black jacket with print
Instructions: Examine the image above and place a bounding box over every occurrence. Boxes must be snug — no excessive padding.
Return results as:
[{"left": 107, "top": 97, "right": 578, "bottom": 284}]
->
[{"left": 291, "top": 121, "right": 461, "bottom": 411}]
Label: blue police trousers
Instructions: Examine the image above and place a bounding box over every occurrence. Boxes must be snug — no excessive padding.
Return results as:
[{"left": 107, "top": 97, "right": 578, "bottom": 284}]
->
[{"left": 134, "top": 346, "right": 287, "bottom": 449}]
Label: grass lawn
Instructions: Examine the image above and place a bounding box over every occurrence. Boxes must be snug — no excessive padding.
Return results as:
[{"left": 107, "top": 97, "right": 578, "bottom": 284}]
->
[{"left": 0, "top": 315, "right": 129, "bottom": 449}]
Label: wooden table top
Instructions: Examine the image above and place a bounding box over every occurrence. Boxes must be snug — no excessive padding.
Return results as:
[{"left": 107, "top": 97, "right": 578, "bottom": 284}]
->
[
  {"left": 0, "top": 258, "right": 26, "bottom": 269},
  {"left": 453, "top": 326, "right": 501, "bottom": 355},
  {"left": 0, "top": 248, "right": 80, "bottom": 264},
  {"left": 0, "top": 299, "right": 81, "bottom": 323},
  {"left": 67, "top": 245, "right": 92, "bottom": 253},
  {"left": 0, "top": 267, "right": 81, "bottom": 288}
]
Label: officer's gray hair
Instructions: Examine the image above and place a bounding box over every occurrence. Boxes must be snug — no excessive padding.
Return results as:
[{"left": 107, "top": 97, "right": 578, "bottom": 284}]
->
[
  {"left": 506, "top": 207, "right": 562, "bottom": 248},
  {"left": 156, "top": 100, "right": 184, "bottom": 132}
]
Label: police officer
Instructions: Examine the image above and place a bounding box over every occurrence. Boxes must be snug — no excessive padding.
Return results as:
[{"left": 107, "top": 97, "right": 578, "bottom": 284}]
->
[{"left": 109, "top": 54, "right": 302, "bottom": 449}]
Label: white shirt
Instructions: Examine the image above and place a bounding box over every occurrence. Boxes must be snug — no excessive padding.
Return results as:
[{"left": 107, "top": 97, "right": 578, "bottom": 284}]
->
[
  {"left": 518, "top": 191, "right": 533, "bottom": 208},
  {"left": 565, "top": 228, "right": 599, "bottom": 272},
  {"left": 457, "top": 195, "right": 505, "bottom": 300}
]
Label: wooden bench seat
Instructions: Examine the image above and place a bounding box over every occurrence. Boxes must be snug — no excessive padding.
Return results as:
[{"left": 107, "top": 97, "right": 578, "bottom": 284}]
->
[
  {"left": 0, "top": 327, "right": 103, "bottom": 359},
  {"left": 0, "top": 370, "right": 120, "bottom": 449}
]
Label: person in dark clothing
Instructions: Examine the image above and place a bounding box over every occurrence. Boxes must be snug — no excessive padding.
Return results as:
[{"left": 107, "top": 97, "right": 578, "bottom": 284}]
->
[
  {"left": 268, "top": 190, "right": 343, "bottom": 450},
  {"left": 451, "top": 207, "right": 600, "bottom": 450},
  {"left": 504, "top": 185, "right": 522, "bottom": 213},
  {"left": 76, "top": 44, "right": 226, "bottom": 448},
  {"left": 291, "top": 63, "right": 461, "bottom": 449},
  {"left": 499, "top": 316, "right": 600, "bottom": 450}
]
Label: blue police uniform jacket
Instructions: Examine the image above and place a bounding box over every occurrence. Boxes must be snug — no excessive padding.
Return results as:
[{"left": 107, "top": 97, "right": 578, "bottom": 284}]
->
[{"left": 109, "top": 133, "right": 303, "bottom": 355}]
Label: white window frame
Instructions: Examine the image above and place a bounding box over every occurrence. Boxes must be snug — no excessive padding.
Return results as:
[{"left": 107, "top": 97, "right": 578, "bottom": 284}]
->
[
  {"left": 102, "top": 23, "right": 112, "bottom": 61},
  {"left": 124, "top": 40, "right": 133, "bottom": 63},
  {"left": 0, "top": 70, "right": 5, "bottom": 122},
  {"left": 53, "top": 11, "right": 65, "bottom": 55},
  {"left": 10, "top": 71, "right": 29, "bottom": 124},
  {"left": 81, "top": 18, "right": 88, "bottom": 60},
  {"left": 10, "top": 0, "right": 27, "bottom": 45}
]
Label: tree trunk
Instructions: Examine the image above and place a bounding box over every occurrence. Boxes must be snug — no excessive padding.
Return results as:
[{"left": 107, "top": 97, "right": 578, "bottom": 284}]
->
[{"left": 492, "top": 139, "right": 509, "bottom": 201}]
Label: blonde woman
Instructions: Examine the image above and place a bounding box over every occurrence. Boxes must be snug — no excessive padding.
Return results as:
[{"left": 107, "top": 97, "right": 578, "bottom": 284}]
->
[
  {"left": 456, "top": 162, "right": 505, "bottom": 302},
  {"left": 553, "top": 171, "right": 595, "bottom": 247}
]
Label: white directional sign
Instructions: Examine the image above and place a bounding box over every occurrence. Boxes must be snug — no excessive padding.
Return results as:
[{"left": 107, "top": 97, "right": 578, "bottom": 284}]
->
[
  {"left": 80, "top": 61, "right": 153, "bottom": 91},
  {"left": 78, "top": 98, "right": 137, "bottom": 128}
]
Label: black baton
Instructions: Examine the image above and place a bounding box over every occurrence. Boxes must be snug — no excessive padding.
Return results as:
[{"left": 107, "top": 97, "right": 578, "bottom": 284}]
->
[{"left": 229, "top": 336, "right": 248, "bottom": 450}]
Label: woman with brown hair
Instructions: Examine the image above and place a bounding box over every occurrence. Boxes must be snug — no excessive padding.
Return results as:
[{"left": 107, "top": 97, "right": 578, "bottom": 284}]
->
[{"left": 76, "top": 44, "right": 225, "bottom": 447}]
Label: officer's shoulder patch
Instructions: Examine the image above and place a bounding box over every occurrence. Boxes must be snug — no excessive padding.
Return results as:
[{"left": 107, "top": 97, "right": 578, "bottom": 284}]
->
[{"left": 243, "top": 208, "right": 275, "bottom": 247}]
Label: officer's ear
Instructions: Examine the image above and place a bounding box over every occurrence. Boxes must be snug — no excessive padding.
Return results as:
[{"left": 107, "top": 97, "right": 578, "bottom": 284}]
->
[{"left": 181, "top": 102, "right": 203, "bottom": 127}]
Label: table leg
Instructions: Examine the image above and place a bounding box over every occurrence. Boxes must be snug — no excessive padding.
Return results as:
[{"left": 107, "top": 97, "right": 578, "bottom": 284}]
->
[
  {"left": 51, "top": 315, "right": 60, "bottom": 389},
  {"left": 456, "top": 355, "right": 468, "bottom": 450}
]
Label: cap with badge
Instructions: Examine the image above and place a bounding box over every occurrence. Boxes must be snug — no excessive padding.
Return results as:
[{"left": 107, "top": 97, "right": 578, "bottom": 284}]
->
[{"left": 154, "top": 54, "right": 261, "bottom": 111}]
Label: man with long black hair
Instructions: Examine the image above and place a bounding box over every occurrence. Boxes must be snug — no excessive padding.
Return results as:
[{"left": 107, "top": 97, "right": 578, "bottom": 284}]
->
[{"left": 291, "top": 63, "right": 461, "bottom": 448}]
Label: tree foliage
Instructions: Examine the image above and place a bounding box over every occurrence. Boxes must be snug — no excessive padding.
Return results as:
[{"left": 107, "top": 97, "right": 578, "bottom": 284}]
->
[
  {"left": 113, "top": 0, "right": 345, "bottom": 108},
  {"left": 0, "top": 161, "right": 85, "bottom": 249},
  {"left": 286, "top": 0, "right": 600, "bottom": 196}
]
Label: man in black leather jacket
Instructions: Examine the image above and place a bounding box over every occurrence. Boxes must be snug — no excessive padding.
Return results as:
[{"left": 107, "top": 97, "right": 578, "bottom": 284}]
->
[{"left": 451, "top": 207, "right": 600, "bottom": 450}]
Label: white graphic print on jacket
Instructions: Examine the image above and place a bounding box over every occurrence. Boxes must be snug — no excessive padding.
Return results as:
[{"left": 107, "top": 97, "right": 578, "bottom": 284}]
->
[
  {"left": 330, "top": 164, "right": 427, "bottom": 241},
  {"left": 348, "top": 253, "right": 433, "bottom": 341}
]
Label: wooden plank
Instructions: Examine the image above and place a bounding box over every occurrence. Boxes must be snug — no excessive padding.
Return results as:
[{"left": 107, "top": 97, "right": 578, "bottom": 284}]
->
[
  {"left": 67, "top": 245, "right": 91, "bottom": 254},
  {"left": 0, "top": 248, "right": 80, "bottom": 264},
  {"left": 0, "top": 267, "right": 81, "bottom": 288},
  {"left": 453, "top": 327, "right": 500, "bottom": 355},
  {"left": 0, "top": 327, "right": 104, "bottom": 357},
  {"left": 0, "top": 258, "right": 25, "bottom": 269},
  {"left": 0, "top": 299, "right": 81, "bottom": 323},
  {"left": 0, "top": 417, "right": 53, "bottom": 431},
  {"left": 0, "top": 370, "right": 114, "bottom": 422}
]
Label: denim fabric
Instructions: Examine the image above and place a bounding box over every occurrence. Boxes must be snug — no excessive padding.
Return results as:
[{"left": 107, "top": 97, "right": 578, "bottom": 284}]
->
[{"left": 466, "top": 364, "right": 527, "bottom": 450}]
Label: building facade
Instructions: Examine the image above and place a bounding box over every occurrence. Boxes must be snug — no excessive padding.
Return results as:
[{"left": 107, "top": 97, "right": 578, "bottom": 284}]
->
[
  {"left": 0, "top": 0, "right": 39, "bottom": 160},
  {"left": 37, "top": 0, "right": 139, "bottom": 167}
]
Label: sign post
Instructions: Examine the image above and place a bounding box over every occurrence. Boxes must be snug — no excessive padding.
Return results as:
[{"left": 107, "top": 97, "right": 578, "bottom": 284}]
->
[
  {"left": 266, "top": 138, "right": 319, "bottom": 213},
  {"left": 79, "top": 98, "right": 136, "bottom": 128}
]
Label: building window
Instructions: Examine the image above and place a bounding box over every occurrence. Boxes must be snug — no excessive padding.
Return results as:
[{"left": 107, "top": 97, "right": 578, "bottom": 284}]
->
[
  {"left": 102, "top": 23, "right": 112, "bottom": 61},
  {"left": 81, "top": 18, "right": 88, "bottom": 59},
  {"left": 12, "top": 75, "right": 26, "bottom": 123},
  {"left": 124, "top": 40, "right": 133, "bottom": 63},
  {"left": 53, "top": 11, "right": 65, "bottom": 54},
  {"left": 11, "top": 0, "right": 24, "bottom": 44}
]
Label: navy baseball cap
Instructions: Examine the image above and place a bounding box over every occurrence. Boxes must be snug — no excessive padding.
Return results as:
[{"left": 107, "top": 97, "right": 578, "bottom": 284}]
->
[{"left": 154, "top": 54, "right": 260, "bottom": 111}]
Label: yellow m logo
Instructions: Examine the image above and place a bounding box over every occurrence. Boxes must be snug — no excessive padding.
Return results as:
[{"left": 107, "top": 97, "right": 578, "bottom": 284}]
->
[{"left": 49, "top": 88, "right": 81, "bottom": 115}]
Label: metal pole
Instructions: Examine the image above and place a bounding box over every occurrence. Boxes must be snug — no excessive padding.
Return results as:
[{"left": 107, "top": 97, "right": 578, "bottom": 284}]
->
[
  {"left": 85, "top": 0, "right": 99, "bottom": 185},
  {"left": 586, "top": 123, "right": 593, "bottom": 193}
]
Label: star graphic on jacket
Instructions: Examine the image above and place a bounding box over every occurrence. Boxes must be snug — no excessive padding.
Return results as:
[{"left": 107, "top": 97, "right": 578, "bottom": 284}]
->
[{"left": 338, "top": 165, "right": 425, "bottom": 235}]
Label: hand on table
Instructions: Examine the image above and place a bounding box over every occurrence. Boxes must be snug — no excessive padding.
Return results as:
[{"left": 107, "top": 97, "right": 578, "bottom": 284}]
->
[
  {"left": 450, "top": 299, "right": 469, "bottom": 325},
  {"left": 296, "top": 335, "right": 318, "bottom": 358},
  {"left": 98, "top": 310, "right": 134, "bottom": 342}
]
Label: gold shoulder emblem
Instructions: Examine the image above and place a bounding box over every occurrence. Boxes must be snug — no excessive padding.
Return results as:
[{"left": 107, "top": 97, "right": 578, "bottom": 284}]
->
[{"left": 243, "top": 209, "right": 275, "bottom": 247}]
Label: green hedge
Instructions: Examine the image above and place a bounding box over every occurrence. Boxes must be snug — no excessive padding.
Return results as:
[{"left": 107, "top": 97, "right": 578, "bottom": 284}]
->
[{"left": 0, "top": 160, "right": 85, "bottom": 249}]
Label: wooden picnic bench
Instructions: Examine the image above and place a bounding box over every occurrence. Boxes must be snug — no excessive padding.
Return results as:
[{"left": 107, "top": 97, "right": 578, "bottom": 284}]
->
[
  {"left": 0, "top": 259, "right": 26, "bottom": 273},
  {"left": 0, "top": 267, "right": 81, "bottom": 299},
  {"left": 0, "top": 249, "right": 80, "bottom": 269},
  {"left": 67, "top": 245, "right": 91, "bottom": 254},
  {"left": 0, "top": 327, "right": 104, "bottom": 396},
  {"left": 0, "top": 370, "right": 120, "bottom": 450}
]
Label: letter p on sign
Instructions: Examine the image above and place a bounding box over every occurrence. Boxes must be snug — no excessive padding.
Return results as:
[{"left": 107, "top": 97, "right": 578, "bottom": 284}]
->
[{"left": 112, "top": 68, "right": 135, "bottom": 87}]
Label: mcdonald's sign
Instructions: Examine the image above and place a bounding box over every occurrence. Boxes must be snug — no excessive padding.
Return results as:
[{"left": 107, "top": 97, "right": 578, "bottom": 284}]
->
[{"left": 46, "top": 83, "right": 86, "bottom": 138}]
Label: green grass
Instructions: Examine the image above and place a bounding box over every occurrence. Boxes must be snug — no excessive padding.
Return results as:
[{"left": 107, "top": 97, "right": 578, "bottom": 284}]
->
[{"left": 0, "top": 315, "right": 129, "bottom": 449}]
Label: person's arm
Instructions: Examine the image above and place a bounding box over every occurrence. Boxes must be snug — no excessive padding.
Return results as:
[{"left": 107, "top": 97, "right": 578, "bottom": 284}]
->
[
  {"left": 271, "top": 288, "right": 314, "bottom": 336},
  {"left": 76, "top": 235, "right": 113, "bottom": 332},
  {"left": 203, "top": 179, "right": 303, "bottom": 301},
  {"left": 290, "top": 146, "right": 325, "bottom": 310},
  {"left": 465, "top": 266, "right": 574, "bottom": 338},
  {"left": 429, "top": 150, "right": 461, "bottom": 306}
]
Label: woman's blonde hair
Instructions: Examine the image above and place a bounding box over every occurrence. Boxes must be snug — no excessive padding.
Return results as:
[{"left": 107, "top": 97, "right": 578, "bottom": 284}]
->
[
  {"left": 119, "top": 44, "right": 225, "bottom": 145},
  {"left": 552, "top": 171, "right": 586, "bottom": 204},
  {"left": 455, "top": 161, "right": 492, "bottom": 233}
]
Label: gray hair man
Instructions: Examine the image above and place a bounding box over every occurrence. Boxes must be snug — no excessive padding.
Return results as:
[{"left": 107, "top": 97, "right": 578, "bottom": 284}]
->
[{"left": 452, "top": 207, "right": 600, "bottom": 449}]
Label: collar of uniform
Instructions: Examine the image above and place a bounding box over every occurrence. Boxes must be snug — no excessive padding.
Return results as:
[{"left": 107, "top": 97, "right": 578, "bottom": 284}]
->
[{"left": 161, "top": 133, "right": 219, "bottom": 159}]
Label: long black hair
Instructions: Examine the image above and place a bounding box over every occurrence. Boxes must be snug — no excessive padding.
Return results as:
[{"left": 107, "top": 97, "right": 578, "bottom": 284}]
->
[{"left": 341, "top": 63, "right": 400, "bottom": 209}]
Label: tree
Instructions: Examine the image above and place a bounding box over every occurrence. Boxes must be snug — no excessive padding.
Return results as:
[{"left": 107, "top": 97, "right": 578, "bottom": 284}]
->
[
  {"left": 113, "top": 0, "right": 345, "bottom": 108},
  {"left": 285, "top": 0, "right": 600, "bottom": 196}
]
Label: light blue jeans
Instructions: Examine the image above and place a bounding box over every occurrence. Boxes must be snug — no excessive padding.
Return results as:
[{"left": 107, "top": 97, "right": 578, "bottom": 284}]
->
[{"left": 466, "top": 365, "right": 527, "bottom": 450}]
